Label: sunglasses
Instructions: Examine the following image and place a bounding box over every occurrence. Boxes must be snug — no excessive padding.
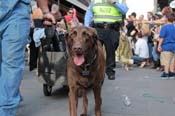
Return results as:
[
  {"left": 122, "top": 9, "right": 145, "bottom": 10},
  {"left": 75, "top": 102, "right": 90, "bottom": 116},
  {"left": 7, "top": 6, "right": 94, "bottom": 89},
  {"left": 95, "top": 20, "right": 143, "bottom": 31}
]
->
[{"left": 68, "top": 11, "right": 73, "bottom": 14}]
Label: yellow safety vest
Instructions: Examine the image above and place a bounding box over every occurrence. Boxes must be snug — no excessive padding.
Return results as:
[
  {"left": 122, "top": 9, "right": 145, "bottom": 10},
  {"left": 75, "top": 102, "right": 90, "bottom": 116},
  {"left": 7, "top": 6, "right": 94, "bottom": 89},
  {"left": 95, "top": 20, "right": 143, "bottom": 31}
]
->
[{"left": 92, "top": 0, "right": 122, "bottom": 23}]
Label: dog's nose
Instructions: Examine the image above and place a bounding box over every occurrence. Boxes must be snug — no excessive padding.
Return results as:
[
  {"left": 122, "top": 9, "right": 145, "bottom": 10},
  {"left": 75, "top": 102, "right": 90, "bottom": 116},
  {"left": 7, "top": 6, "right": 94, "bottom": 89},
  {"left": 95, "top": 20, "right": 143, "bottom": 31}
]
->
[
  {"left": 73, "top": 44, "right": 82, "bottom": 52},
  {"left": 73, "top": 46, "right": 82, "bottom": 52}
]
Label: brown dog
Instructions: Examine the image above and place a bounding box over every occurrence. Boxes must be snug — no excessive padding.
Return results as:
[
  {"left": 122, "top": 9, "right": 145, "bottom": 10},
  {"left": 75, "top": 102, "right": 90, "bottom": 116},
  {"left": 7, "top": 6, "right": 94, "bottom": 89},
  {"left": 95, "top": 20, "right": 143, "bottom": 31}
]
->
[{"left": 66, "top": 26, "right": 105, "bottom": 116}]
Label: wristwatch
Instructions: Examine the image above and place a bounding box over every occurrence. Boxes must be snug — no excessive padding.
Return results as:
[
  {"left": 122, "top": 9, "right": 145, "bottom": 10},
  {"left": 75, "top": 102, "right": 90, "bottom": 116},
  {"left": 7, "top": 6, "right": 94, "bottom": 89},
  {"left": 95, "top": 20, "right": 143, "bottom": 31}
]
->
[{"left": 43, "top": 11, "right": 50, "bottom": 15}]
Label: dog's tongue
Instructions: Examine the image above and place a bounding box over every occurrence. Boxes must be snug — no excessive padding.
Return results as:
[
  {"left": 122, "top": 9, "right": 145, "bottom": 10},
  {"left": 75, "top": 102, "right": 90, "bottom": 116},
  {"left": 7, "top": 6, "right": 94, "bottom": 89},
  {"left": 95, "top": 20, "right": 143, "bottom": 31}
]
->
[{"left": 73, "top": 55, "right": 85, "bottom": 66}]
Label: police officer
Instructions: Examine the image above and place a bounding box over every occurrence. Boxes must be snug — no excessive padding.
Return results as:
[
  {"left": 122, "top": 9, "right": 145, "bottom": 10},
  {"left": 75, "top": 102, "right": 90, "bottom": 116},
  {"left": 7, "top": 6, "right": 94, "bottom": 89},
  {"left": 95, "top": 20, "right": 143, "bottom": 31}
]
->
[
  {"left": 0, "top": 0, "right": 55, "bottom": 115},
  {"left": 84, "top": 0, "right": 128, "bottom": 80}
]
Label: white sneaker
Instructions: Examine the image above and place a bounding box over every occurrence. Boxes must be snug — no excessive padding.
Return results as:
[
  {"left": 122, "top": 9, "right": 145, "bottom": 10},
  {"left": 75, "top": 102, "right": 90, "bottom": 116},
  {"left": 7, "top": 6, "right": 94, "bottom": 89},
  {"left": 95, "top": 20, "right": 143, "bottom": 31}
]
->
[{"left": 129, "top": 59, "right": 134, "bottom": 65}]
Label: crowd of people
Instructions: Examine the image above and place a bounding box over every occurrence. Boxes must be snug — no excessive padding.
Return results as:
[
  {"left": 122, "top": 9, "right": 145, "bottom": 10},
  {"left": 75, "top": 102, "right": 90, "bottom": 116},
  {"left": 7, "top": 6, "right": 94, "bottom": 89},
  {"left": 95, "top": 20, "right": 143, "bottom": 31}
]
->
[{"left": 117, "top": 6, "right": 175, "bottom": 80}]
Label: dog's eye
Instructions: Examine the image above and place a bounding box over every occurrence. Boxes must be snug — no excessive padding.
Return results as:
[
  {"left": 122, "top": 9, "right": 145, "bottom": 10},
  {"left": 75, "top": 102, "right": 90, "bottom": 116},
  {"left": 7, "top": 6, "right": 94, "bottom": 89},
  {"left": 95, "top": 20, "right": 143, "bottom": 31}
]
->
[
  {"left": 82, "top": 32, "right": 90, "bottom": 41},
  {"left": 82, "top": 31, "right": 89, "bottom": 37}
]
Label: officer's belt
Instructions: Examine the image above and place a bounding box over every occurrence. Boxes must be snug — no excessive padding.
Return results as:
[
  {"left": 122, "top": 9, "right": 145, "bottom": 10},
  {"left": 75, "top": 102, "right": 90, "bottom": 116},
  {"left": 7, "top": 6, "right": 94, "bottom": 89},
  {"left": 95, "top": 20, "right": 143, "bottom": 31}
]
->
[{"left": 92, "top": 22, "right": 120, "bottom": 30}]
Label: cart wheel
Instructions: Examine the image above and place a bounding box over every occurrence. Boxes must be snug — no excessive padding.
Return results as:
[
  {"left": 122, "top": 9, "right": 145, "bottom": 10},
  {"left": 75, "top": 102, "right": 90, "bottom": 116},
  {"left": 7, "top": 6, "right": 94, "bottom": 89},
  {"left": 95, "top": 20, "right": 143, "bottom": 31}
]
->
[{"left": 43, "top": 84, "right": 52, "bottom": 96}]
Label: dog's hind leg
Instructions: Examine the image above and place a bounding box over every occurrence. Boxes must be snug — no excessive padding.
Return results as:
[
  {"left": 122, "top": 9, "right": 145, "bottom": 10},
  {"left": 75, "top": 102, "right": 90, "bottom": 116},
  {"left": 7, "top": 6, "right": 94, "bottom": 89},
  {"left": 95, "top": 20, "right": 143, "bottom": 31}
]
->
[
  {"left": 93, "top": 85, "right": 102, "bottom": 116},
  {"left": 80, "top": 88, "right": 88, "bottom": 116}
]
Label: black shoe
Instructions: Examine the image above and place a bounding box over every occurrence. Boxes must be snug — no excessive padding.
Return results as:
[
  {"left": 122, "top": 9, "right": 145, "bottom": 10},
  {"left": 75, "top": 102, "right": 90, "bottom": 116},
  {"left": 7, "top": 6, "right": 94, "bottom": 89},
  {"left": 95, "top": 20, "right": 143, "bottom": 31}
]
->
[
  {"left": 108, "top": 74, "right": 115, "bottom": 80},
  {"left": 161, "top": 72, "right": 169, "bottom": 79},
  {"left": 169, "top": 72, "right": 175, "bottom": 77}
]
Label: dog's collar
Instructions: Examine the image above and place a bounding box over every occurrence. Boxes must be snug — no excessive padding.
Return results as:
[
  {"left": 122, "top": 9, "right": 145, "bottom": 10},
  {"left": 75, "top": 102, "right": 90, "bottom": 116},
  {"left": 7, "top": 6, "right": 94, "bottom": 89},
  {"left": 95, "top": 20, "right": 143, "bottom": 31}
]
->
[{"left": 81, "top": 54, "right": 97, "bottom": 77}]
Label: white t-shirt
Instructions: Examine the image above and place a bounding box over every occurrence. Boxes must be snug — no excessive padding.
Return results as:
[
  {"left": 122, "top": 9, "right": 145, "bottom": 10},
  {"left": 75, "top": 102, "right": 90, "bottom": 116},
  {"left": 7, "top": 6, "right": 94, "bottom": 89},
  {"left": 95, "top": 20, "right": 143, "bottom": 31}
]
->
[{"left": 134, "top": 38, "right": 149, "bottom": 58}]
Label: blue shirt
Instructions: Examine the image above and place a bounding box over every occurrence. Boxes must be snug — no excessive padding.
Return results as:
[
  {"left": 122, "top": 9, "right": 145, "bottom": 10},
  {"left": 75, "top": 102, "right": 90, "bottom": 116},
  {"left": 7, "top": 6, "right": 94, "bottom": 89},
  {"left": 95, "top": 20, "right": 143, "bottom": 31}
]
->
[
  {"left": 84, "top": 0, "right": 129, "bottom": 27},
  {"left": 159, "top": 24, "right": 175, "bottom": 51}
]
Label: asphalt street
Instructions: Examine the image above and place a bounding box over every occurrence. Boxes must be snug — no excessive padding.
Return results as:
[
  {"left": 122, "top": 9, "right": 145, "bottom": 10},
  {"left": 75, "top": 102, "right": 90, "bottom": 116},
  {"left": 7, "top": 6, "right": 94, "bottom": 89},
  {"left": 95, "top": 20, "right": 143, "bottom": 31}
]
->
[{"left": 17, "top": 64, "right": 175, "bottom": 116}]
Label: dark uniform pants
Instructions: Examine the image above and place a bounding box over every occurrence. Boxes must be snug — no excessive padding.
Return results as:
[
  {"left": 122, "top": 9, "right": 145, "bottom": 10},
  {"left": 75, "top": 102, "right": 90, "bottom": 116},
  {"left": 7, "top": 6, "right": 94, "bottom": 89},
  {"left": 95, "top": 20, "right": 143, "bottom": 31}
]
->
[{"left": 96, "top": 28, "right": 120, "bottom": 76}]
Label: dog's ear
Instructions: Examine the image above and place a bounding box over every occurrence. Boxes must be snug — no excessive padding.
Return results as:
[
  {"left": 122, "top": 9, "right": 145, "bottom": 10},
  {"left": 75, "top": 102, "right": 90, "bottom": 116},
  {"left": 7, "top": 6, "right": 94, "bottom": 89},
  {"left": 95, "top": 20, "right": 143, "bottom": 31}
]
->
[
  {"left": 65, "top": 28, "right": 75, "bottom": 44},
  {"left": 64, "top": 29, "right": 74, "bottom": 57}
]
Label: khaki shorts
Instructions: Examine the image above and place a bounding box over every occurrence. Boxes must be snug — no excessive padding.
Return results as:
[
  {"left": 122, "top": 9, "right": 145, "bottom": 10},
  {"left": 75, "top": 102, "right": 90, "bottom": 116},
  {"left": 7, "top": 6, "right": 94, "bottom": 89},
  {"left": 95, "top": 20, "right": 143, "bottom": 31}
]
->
[{"left": 160, "top": 51, "right": 175, "bottom": 67}]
